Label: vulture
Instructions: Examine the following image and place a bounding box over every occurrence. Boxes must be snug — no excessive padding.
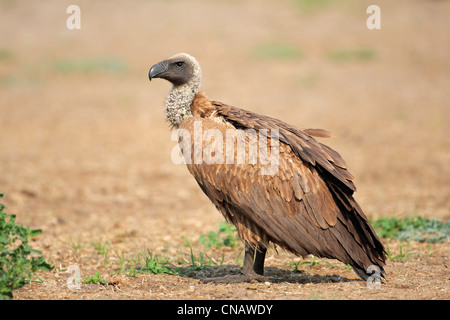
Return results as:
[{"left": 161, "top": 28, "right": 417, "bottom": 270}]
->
[{"left": 148, "top": 53, "right": 386, "bottom": 282}]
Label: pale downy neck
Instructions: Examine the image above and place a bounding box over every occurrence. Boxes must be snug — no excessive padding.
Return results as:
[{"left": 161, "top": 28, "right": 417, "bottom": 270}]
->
[{"left": 165, "top": 65, "right": 202, "bottom": 128}]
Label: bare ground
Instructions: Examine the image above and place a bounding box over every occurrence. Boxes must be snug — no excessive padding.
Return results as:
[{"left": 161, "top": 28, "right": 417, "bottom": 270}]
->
[{"left": 0, "top": 0, "right": 449, "bottom": 300}]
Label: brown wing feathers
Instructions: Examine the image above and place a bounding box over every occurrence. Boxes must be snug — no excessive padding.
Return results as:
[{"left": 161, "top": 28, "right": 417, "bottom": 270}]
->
[
  {"left": 213, "top": 101, "right": 356, "bottom": 193},
  {"left": 182, "top": 93, "right": 385, "bottom": 279}
]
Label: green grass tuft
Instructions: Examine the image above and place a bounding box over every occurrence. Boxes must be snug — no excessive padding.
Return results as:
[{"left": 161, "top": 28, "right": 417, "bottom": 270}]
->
[
  {"left": 288, "top": 255, "right": 335, "bottom": 273},
  {"left": 134, "top": 250, "right": 178, "bottom": 276}
]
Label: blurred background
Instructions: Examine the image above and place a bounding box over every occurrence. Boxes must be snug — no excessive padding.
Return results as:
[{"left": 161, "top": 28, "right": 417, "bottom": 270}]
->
[{"left": 0, "top": 0, "right": 449, "bottom": 266}]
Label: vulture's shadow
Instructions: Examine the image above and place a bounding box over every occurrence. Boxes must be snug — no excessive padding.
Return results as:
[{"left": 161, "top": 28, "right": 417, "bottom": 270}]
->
[{"left": 177, "top": 265, "right": 359, "bottom": 284}]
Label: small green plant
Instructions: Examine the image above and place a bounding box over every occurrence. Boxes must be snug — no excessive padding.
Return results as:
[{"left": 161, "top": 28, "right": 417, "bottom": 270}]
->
[
  {"left": 69, "top": 235, "right": 87, "bottom": 252},
  {"left": 371, "top": 216, "right": 449, "bottom": 243},
  {"left": 135, "top": 250, "right": 178, "bottom": 276},
  {"left": 91, "top": 237, "right": 110, "bottom": 255},
  {"left": 199, "top": 221, "right": 239, "bottom": 249},
  {"left": 83, "top": 272, "right": 108, "bottom": 285},
  {"left": 0, "top": 194, "right": 53, "bottom": 300},
  {"left": 111, "top": 248, "right": 136, "bottom": 277},
  {"left": 288, "top": 260, "right": 303, "bottom": 273},
  {"left": 385, "top": 240, "right": 417, "bottom": 261},
  {"left": 187, "top": 246, "right": 224, "bottom": 270},
  {"left": 288, "top": 255, "right": 335, "bottom": 273},
  {"left": 91, "top": 237, "right": 111, "bottom": 264}
]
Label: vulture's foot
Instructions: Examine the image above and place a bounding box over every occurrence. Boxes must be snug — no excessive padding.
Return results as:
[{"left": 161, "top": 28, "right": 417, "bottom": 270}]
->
[{"left": 201, "top": 241, "right": 268, "bottom": 284}]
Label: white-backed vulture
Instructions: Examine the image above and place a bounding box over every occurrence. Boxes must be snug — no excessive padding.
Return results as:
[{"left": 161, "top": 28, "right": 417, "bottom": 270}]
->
[{"left": 148, "top": 53, "right": 386, "bottom": 282}]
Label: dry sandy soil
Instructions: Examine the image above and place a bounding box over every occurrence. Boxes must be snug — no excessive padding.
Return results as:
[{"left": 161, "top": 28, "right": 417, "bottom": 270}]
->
[{"left": 0, "top": 0, "right": 449, "bottom": 301}]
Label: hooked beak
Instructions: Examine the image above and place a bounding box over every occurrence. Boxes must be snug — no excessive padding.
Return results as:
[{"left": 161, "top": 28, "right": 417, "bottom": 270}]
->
[{"left": 148, "top": 60, "right": 168, "bottom": 81}]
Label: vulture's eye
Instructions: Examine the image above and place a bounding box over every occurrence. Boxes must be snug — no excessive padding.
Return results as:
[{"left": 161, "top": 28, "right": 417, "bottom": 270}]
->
[{"left": 175, "top": 61, "right": 185, "bottom": 67}]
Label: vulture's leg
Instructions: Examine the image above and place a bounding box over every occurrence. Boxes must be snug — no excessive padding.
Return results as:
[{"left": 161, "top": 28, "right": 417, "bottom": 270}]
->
[
  {"left": 242, "top": 241, "right": 267, "bottom": 277},
  {"left": 201, "top": 241, "right": 267, "bottom": 283}
]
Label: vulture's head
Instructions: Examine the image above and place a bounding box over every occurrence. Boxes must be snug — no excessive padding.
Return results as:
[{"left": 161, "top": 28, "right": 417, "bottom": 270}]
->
[
  {"left": 148, "top": 53, "right": 202, "bottom": 87},
  {"left": 149, "top": 53, "right": 202, "bottom": 127}
]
